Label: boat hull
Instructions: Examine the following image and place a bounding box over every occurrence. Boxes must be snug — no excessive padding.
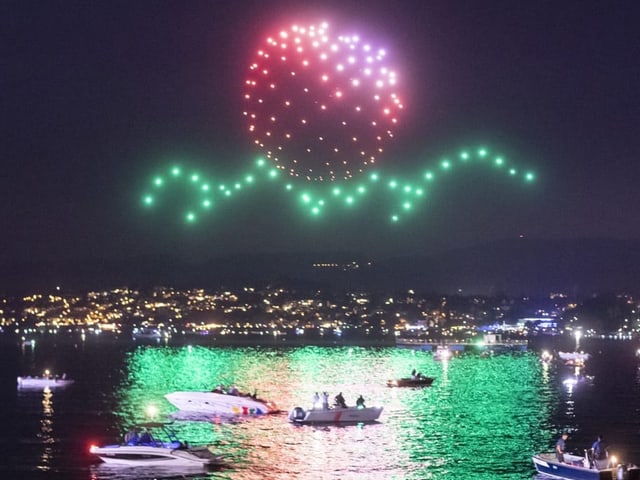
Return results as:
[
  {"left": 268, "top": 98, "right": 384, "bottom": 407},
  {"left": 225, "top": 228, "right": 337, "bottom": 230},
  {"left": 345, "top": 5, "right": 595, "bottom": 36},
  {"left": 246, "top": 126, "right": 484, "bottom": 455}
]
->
[
  {"left": 288, "top": 406, "right": 383, "bottom": 424},
  {"left": 386, "top": 377, "right": 434, "bottom": 387},
  {"left": 17, "top": 377, "right": 74, "bottom": 390},
  {"left": 165, "top": 391, "right": 279, "bottom": 415},
  {"left": 532, "top": 453, "right": 639, "bottom": 480},
  {"left": 90, "top": 444, "right": 223, "bottom": 466}
]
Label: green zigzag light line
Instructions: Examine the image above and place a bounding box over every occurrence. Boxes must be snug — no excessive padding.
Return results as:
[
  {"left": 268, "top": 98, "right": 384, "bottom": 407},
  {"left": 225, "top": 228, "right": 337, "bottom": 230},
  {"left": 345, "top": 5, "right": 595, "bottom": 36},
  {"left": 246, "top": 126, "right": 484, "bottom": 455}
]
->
[{"left": 141, "top": 146, "right": 535, "bottom": 225}]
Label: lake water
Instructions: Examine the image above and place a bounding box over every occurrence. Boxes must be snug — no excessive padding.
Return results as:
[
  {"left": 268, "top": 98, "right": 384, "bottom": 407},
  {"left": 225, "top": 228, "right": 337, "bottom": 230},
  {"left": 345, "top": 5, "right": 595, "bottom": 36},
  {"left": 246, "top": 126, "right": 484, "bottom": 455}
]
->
[{"left": 1, "top": 336, "right": 639, "bottom": 479}]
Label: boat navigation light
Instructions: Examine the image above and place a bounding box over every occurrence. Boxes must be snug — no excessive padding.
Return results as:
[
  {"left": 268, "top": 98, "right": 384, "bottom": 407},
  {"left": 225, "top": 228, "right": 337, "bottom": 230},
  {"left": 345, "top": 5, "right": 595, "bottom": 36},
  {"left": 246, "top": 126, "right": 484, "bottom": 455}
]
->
[{"left": 146, "top": 404, "right": 159, "bottom": 419}]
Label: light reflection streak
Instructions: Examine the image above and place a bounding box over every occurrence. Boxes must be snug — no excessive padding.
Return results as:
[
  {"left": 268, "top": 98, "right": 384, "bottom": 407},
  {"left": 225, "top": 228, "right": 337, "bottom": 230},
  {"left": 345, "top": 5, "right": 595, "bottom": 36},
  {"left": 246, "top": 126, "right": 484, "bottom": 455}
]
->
[
  {"left": 438, "top": 355, "right": 450, "bottom": 385},
  {"left": 541, "top": 359, "right": 551, "bottom": 384},
  {"left": 37, "top": 387, "right": 54, "bottom": 471}
]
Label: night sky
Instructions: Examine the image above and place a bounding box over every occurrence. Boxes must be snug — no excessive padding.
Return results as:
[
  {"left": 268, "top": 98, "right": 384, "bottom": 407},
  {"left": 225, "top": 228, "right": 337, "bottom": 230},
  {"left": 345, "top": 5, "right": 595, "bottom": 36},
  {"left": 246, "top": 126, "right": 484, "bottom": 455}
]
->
[{"left": 3, "top": 0, "right": 639, "bottom": 272}]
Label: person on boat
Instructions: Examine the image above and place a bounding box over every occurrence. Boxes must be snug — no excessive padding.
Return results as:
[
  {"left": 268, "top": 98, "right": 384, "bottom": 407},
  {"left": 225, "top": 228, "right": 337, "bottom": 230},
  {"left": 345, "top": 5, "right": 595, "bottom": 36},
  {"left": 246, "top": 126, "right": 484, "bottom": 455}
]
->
[
  {"left": 411, "top": 369, "right": 417, "bottom": 379},
  {"left": 227, "top": 385, "right": 239, "bottom": 396},
  {"left": 556, "top": 432, "right": 569, "bottom": 463},
  {"left": 212, "top": 384, "right": 224, "bottom": 394},
  {"left": 312, "top": 392, "right": 320, "bottom": 409},
  {"left": 124, "top": 427, "right": 139, "bottom": 445},
  {"left": 139, "top": 428, "right": 153, "bottom": 445},
  {"left": 335, "top": 392, "right": 347, "bottom": 408},
  {"left": 591, "top": 435, "right": 607, "bottom": 468},
  {"left": 321, "top": 392, "right": 329, "bottom": 409},
  {"left": 356, "top": 395, "right": 365, "bottom": 408}
]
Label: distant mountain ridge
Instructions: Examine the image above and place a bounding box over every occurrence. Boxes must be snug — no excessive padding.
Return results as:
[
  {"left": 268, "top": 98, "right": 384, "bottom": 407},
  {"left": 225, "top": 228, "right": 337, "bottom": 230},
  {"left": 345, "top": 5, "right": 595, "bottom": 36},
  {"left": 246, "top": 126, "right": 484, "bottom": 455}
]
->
[
  {"left": 3, "top": 238, "right": 640, "bottom": 296},
  {"left": 379, "top": 238, "right": 640, "bottom": 296}
]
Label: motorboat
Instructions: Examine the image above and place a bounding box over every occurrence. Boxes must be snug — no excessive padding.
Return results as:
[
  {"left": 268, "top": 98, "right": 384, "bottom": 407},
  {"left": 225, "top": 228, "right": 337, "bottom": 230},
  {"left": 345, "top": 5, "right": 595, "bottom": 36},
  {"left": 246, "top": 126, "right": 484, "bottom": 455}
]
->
[
  {"left": 532, "top": 452, "right": 639, "bottom": 480},
  {"left": 132, "top": 326, "right": 171, "bottom": 342},
  {"left": 558, "top": 351, "right": 591, "bottom": 366},
  {"left": 17, "top": 374, "right": 74, "bottom": 390},
  {"left": 288, "top": 405, "right": 383, "bottom": 424},
  {"left": 386, "top": 376, "right": 435, "bottom": 387},
  {"left": 89, "top": 422, "right": 225, "bottom": 467},
  {"left": 165, "top": 391, "right": 280, "bottom": 416},
  {"left": 433, "top": 345, "right": 452, "bottom": 361}
]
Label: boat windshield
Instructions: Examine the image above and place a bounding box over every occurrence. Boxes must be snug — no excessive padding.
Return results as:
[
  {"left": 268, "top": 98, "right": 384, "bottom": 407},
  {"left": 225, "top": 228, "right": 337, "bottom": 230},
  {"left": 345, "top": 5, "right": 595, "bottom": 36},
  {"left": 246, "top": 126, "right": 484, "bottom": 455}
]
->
[{"left": 124, "top": 423, "right": 183, "bottom": 447}]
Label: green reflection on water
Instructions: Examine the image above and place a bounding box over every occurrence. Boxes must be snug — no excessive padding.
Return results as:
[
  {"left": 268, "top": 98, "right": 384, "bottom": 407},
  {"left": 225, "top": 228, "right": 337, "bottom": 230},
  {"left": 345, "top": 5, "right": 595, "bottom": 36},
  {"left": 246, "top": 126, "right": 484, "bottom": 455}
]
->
[{"left": 116, "top": 346, "right": 557, "bottom": 479}]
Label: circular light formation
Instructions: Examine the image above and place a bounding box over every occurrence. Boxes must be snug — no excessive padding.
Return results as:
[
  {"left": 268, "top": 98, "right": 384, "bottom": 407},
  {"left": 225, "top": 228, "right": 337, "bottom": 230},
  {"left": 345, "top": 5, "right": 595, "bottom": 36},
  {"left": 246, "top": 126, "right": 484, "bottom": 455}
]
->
[{"left": 242, "top": 21, "right": 403, "bottom": 182}]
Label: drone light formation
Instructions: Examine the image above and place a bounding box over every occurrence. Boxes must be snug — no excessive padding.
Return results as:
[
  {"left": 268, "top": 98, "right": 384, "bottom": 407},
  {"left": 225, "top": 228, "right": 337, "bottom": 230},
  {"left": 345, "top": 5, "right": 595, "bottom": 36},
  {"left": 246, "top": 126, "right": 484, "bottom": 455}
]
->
[
  {"left": 141, "top": 146, "right": 536, "bottom": 225},
  {"left": 140, "top": 19, "right": 538, "bottom": 228},
  {"left": 242, "top": 21, "right": 403, "bottom": 182}
]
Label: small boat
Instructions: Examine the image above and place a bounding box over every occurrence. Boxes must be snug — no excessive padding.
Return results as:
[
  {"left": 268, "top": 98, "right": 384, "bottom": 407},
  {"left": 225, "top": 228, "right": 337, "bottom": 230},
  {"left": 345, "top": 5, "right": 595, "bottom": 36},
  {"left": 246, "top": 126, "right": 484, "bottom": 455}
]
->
[
  {"left": 532, "top": 452, "right": 640, "bottom": 480},
  {"left": 386, "top": 376, "right": 435, "bottom": 387},
  {"left": 89, "top": 422, "right": 225, "bottom": 467},
  {"left": 17, "top": 374, "right": 74, "bottom": 390},
  {"left": 165, "top": 391, "right": 279, "bottom": 416},
  {"left": 288, "top": 405, "right": 383, "bottom": 424},
  {"left": 433, "top": 345, "right": 452, "bottom": 361},
  {"left": 132, "top": 326, "right": 171, "bottom": 342},
  {"left": 558, "top": 351, "right": 591, "bottom": 366}
]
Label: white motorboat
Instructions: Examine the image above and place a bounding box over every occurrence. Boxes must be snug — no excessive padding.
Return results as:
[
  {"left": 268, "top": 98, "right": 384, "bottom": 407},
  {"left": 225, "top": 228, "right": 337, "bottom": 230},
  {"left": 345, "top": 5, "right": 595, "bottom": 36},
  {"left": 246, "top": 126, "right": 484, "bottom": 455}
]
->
[
  {"left": 89, "top": 422, "right": 225, "bottom": 467},
  {"left": 558, "top": 351, "right": 591, "bottom": 365},
  {"left": 132, "top": 326, "right": 171, "bottom": 342},
  {"left": 165, "top": 391, "right": 280, "bottom": 416},
  {"left": 433, "top": 345, "right": 452, "bottom": 361},
  {"left": 288, "top": 405, "right": 383, "bottom": 424},
  {"left": 17, "top": 374, "right": 74, "bottom": 390}
]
